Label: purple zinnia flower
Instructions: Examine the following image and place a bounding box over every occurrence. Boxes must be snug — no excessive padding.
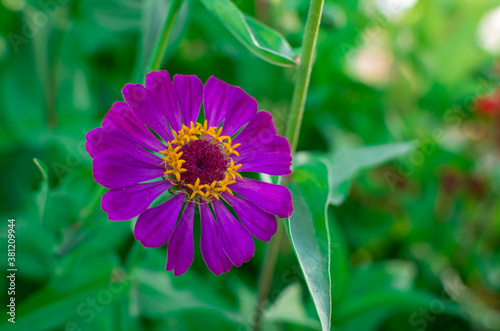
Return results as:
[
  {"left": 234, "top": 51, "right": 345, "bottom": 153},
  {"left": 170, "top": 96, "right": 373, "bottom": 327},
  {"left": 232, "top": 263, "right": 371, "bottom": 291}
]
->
[{"left": 86, "top": 71, "right": 293, "bottom": 275}]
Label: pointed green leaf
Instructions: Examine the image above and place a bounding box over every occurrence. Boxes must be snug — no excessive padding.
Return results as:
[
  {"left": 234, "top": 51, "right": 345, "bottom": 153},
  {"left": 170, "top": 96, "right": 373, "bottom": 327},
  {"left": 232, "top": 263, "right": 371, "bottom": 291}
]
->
[
  {"left": 325, "top": 142, "right": 414, "bottom": 205},
  {"left": 288, "top": 154, "right": 331, "bottom": 330},
  {"left": 198, "top": 0, "right": 298, "bottom": 67}
]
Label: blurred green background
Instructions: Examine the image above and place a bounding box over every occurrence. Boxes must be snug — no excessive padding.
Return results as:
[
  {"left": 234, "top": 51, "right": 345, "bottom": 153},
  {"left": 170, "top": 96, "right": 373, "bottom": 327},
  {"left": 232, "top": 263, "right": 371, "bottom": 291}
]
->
[{"left": 1, "top": 0, "right": 499, "bottom": 330}]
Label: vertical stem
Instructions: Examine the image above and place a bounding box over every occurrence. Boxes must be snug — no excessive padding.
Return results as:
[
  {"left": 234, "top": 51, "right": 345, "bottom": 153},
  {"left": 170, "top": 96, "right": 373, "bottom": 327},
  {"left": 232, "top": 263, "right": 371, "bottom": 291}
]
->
[
  {"left": 253, "top": 1, "right": 324, "bottom": 330},
  {"left": 285, "top": 0, "right": 324, "bottom": 154},
  {"left": 147, "top": 0, "right": 184, "bottom": 72},
  {"left": 253, "top": 221, "right": 283, "bottom": 331}
]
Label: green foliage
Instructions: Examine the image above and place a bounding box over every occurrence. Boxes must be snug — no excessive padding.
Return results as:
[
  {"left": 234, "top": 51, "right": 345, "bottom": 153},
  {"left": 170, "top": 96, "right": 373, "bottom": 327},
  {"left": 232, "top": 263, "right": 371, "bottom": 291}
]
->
[
  {"left": 198, "top": 0, "right": 299, "bottom": 66},
  {"left": 288, "top": 154, "right": 332, "bottom": 330},
  {"left": 324, "top": 143, "right": 415, "bottom": 205},
  {"left": 1, "top": 0, "right": 499, "bottom": 330}
]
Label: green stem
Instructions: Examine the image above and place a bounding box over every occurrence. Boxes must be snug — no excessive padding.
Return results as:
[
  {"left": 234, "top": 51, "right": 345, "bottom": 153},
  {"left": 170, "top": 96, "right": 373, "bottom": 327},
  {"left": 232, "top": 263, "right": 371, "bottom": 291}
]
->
[
  {"left": 253, "top": 221, "right": 284, "bottom": 331},
  {"left": 253, "top": 1, "right": 324, "bottom": 329},
  {"left": 285, "top": 0, "right": 324, "bottom": 154},
  {"left": 147, "top": 0, "right": 184, "bottom": 72}
]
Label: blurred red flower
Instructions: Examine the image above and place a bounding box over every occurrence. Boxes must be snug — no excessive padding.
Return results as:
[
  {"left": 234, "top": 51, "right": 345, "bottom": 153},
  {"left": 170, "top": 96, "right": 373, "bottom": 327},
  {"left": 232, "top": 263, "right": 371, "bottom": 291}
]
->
[{"left": 474, "top": 88, "right": 500, "bottom": 117}]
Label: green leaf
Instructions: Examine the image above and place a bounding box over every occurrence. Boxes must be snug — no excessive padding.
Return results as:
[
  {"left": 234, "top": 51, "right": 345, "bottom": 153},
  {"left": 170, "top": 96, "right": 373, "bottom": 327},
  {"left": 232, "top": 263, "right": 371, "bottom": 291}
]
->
[
  {"left": 0, "top": 276, "right": 120, "bottom": 331},
  {"left": 132, "top": 267, "right": 242, "bottom": 323},
  {"left": 9, "top": 214, "right": 56, "bottom": 281},
  {"left": 335, "top": 290, "right": 463, "bottom": 326},
  {"left": 344, "top": 260, "right": 418, "bottom": 299},
  {"left": 321, "top": 142, "right": 414, "bottom": 205},
  {"left": 33, "top": 158, "right": 49, "bottom": 223},
  {"left": 198, "top": 0, "right": 298, "bottom": 67},
  {"left": 265, "top": 283, "right": 322, "bottom": 329},
  {"left": 288, "top": 154, "right": 331, "bottom": 330},
  {"left": 335, "top": 260, "right": 462, "bottom": 329},
  {"left": 0, "top": 251, "right": 122, "bottom": 331}
]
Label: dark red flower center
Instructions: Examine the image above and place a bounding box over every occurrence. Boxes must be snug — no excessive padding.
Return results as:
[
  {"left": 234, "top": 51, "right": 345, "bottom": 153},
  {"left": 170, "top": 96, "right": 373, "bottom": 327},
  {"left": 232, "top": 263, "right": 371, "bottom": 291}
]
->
[
  {"left": 178, "top": 139, "right": 228, "bottom": 187},
  {"left": 160, "top": 122, "right": 242, "bottom": 201}
]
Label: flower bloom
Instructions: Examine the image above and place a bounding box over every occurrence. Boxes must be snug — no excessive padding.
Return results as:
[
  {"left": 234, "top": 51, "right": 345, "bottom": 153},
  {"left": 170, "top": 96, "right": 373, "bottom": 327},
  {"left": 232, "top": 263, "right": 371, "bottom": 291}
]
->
[
  {"left": 474, "top": 88, "right": 500, "bottom": 117},
  {"left": 86, "top": 71, "right": 293, "bottom": 275}
]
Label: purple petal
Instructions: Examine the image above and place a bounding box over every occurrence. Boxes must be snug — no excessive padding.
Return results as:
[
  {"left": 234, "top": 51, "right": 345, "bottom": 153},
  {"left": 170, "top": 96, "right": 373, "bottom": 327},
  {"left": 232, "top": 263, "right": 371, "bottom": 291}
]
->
[
  {"left": 222, "top": 193, "right": 277, "bottom": 241},
  {"left": 174, "top": 75, "right": 203, "bottom": 125},
  {"left": 134, "top": 193, "right": 184, "bottom": 248},
  {"left": 101, "top": 101, "right": 165, "bottom": 152},
  {"left": 93, "top": 149, "right": 164, "bottom": 189},
  {"left": 233, "top": 111, "right": 277, "bottom": 146},
  {"left": 203, "top": 76, "right": 258, "bottom": 135},
  {"left": 203, "top": 76, "right": 229, "bottom": 128},
  {"left": 221, "top": 93, "right": 258, "bottom": 136},
  {"left": 212, "top": 199, "right": 255, "bottom": 267},
  {"left": 86, "top": 127, "right": 164, "bottom": 161},
  {"left": 199, "top": 202, "right": 233, "bottom": 275},
  {"left": 235, "top": 135, "right": 291, "bottom": 159},
  {"left": 102, "top": 181, "right": 172, "bottom": 221},
  {"left": 229, "top": 178, "right": 293, "bottom": 218},
  {"left": 122, "top": 83, "right": 174, "bottom": 142},
  {"left": 166, "top": 202, "right": 195, "bottom": 276},
  {"left": 215, "top": 82, "right": 257, "bottom": 136},
  {"left": 85, "top": 127, "right": 115, "bottom": 158},
  {"left": 231, "top": 112, "right": 291, "bottom": 175},
  {"left": 145, "top": 71, "right": 182, "bottom": 132},
  {"left": 233, "top": 143, "right": 292, "bottom": 176},
  {"left": 236, "top": 153, "right": 291, "bottom": 175}
]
